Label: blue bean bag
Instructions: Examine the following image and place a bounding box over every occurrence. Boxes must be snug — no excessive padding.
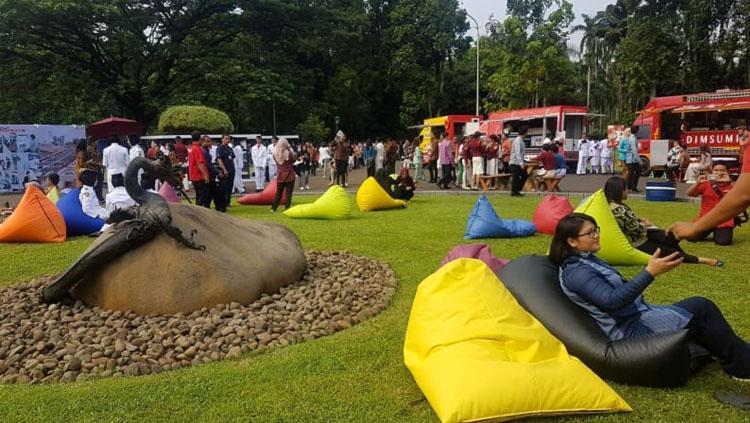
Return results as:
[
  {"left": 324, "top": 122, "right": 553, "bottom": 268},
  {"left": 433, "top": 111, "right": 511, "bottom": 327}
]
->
[
  {"left": 57, "top": 188, "right": 105, "bottom": 236},
  {"left": 464, "top": 195, "right": 536, "bottom": 239}
]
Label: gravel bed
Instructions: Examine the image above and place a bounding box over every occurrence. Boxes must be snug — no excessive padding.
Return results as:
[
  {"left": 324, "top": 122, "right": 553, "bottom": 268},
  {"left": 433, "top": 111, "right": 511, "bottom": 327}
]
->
[{"left": 0, "top": 250, "right": 397, "bottom": 384}]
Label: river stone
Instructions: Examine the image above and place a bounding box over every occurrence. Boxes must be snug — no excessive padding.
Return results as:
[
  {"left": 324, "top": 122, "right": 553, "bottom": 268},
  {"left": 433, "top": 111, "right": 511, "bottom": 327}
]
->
[{"left": 72, "top": 203, "right": 306, "bottom": 315}]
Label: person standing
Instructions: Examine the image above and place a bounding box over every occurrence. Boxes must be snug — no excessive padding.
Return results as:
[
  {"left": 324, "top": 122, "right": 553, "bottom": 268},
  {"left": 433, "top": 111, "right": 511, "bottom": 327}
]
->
[
  {"left": 174, "top": 136, "right": 188, "bottom": 164},
  {"left": 501, "top": 134, "right": 512, "bottom": 172},
  {"left": 375, "top": 138, "right": 385, "bottom": 172},
  {"left": 250, "top": 136, "right": 268, "bottom": 192},
  {"left": 384, "top": 140, "right": 399, "bottom": 175},
  {"left": 412, "top": 142, "right": 423, "bottom": 181},
  {"left": 331, "top": 131, "right": 350, "bottom": 187},
  {"left": 232, "top": 140, "right": 245, "bottom": 194},
  {"left": 428, "top": 136, "right": 439, "bottom": 183},
  {"left": 485, "top": 135, "right": 500, "bottom": 188},
  {"left": 187, "top": 131, "right": 210, "bottom": 207},
  {"left": 216, "top": 134, "right": 236, "bottom": 207},
  {"left": 319, "top": 142, "right": 331, "bottom": 179},
  {"left": 509, "top": 128, "right": 527, "bottom": 197},
  {"left": 297, "top": 150, "right": 311, "bottom": 190},
  {"left": 437, "top": 134, "right": 454, "bottom": 189},
  {"left": 466, "top": 132, "right": 484, "bottom": 190},
  {"left": 364, "top": 140, "right": 376, "bottom": 177},
  {"left": 618, "top": 129, "right": 631, "bottom": 181},
  {"left": 271, "top": 138, "right": 296, "bottom": 212},
  {"left": 626, "top": 125, "right": 641, "bottom": 192},
  {"left": 128, "top": 137, "right": 144, "bottom": 161},
  {"left": 102, "top": 138, "right": 130, "bottom": 193},
  {"left": 267, "top": 136, "right": 279, "bottom": 181},
  {"left": 599, "top": 136, "right": 612, "bottom": 174},
  {"left": 576, "top": 136, "right": 589, "bottom": 175},
  {"left": 589, "top": 136, "right": 601, "bottom": 174}
]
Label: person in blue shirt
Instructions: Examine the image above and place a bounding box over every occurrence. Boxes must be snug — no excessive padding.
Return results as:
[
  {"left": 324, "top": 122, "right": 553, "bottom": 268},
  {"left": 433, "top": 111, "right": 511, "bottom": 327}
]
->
[
  {"left": 549, "top": 213, "right": 750, "bottom": 380},
  {"left": 551, "top": 144, "right": 567, "bottom": 178}
]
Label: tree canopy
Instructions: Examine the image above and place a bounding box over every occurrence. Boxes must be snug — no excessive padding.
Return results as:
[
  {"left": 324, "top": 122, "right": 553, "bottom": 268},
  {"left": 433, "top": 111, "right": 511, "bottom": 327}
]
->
[{"left": 1, "top": 0, "right": 750, "bottom": 138}]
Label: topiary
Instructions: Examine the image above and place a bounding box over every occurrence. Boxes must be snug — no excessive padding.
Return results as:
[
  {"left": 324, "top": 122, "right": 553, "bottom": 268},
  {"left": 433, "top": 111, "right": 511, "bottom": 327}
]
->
[{"left": 157, "top": 105, "right": 235, "bottom": 134}]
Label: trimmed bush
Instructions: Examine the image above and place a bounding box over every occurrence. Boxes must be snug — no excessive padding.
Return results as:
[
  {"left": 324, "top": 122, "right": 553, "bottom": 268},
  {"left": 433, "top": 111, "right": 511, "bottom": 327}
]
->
[{"left": 157, "top": 105, "right": 235, "bottom": 134}]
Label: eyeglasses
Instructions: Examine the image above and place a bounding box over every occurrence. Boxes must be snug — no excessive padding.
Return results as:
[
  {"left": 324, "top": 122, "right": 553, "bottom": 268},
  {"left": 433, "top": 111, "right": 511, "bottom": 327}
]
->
[{"left": 577, "top": 226, "right": 601, "bottom": 238}]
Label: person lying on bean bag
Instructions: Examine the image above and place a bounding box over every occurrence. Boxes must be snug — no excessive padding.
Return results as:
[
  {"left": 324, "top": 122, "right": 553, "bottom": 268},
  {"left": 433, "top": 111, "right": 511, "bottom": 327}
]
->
[
  {"left": 550, "top": 213, "right": 750, "bottom": 382},
  {"left": 604, "top": 176, "right": 722, "bottom": 267}
]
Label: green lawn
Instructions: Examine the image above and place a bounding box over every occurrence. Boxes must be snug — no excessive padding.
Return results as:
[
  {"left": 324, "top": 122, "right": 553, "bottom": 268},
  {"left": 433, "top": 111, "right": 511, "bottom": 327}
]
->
[{"left": 1, "top": 193, "right": 749, "bottom": 422}]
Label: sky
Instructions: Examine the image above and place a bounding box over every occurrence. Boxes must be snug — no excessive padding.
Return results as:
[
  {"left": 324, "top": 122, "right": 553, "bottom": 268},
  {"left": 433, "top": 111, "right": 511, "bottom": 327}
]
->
[{"left": 460, "top": 0, "right": 605, "bottom": 53}]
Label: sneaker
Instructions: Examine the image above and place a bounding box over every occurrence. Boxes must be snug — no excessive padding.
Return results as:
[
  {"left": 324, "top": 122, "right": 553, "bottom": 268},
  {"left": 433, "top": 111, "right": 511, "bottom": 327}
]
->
[
  {"left": 714, "top": 390, "right": 750, "bottom": 410},
  {"left": 305, "top": 185, "right": 310, "bottom": 189}
]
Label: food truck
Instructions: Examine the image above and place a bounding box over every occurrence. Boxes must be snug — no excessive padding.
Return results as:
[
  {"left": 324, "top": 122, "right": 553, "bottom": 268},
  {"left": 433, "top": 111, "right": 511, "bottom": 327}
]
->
[
  {"left": 479, "top": 105, "right": 589, "bottom": 166},
  {"left": 634, "top": 89, "right": 750, "bottom": 174},
  {"left": 412, "top": 115, "right": 481, "bottom": 151}
]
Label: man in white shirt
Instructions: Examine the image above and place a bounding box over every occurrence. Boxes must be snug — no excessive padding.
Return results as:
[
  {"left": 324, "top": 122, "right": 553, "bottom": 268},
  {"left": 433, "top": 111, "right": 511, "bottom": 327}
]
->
[
  {"left": 509, "top": 128, "right": 527, "bottom": 196},
  {"left": 105, "top": 173, "right": 136, "bottom": 214},
  {"left": 251, "top": 136, "right": 268, "bottom": 191},
  {"left": 599, "top": 137, "right": 612, "bottom": 174},
  {"left": 102, "top": 138, "right": 130, "bottom": 192},
  {"left": 375, "top": 139, "right": 385, "bottom": 171},
  {"left": 232, "top": 141, "right": 245, "bottom": 194},
  {"left": 128, "top": 138, "right": 144, "bottom": 160},
  {"left": 267, "top": 136, "right": 278, "bottom": 180},
  {"left": 79, "top": 169, "right": 108, "bottom": 220},
  {"left": 576, "top": 137, "right": 590, "bottom": 175},
  {"left": 318, "top": 143, "right": 331, "bottom": 179}
]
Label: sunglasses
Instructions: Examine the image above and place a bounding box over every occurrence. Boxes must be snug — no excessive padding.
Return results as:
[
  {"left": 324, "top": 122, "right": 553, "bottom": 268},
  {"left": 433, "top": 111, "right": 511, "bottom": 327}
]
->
[{"left": 577, "top": 226, "right": 601, "bottom": 238}]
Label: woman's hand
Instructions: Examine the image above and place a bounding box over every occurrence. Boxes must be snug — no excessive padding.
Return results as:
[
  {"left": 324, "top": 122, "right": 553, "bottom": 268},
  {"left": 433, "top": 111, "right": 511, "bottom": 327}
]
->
[
  {"left": 640, "top": 217, "right": 653, "bottom": 226},
  {"left": 645, "top": 248, "right": 684, "bottom": 277}
]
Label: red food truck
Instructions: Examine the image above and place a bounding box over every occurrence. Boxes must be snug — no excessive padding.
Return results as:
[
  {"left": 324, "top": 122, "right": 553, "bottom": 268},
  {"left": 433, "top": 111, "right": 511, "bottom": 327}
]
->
[
  {"left": 479, "top": 105, "right": 589, "bottom": 166},
  {"left": 634, "top": 89, "right": 750, "bottom": 175}
]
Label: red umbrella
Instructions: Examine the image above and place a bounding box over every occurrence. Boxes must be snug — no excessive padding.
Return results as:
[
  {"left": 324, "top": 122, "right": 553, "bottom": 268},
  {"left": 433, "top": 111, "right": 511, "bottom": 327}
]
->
[{"left": 86, "top": 116, "right": 143, "bottom": 140}]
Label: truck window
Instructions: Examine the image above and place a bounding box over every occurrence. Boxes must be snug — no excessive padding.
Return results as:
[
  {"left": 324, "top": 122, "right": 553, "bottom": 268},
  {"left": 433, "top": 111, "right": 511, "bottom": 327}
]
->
[{"left": 636, "top": 125, "right": 651, "bottom": 139}]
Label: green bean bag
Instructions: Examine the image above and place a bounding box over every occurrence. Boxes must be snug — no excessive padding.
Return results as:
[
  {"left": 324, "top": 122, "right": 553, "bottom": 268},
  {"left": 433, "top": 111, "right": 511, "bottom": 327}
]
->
[
  {"left": 574, "top": 190, "right": 650, "bottom": 265},
  {"left": 284, "top": 185, "right": 353, "bottom": 220}
]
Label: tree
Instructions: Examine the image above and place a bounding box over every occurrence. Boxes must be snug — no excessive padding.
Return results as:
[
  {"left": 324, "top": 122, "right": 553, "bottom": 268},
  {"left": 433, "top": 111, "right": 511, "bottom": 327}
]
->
[
  {"left": 296, "top": 114, "right": 330, "bottom": 144},
  {"left": 157, "top": 106, "right": 234, "bottom": 134}
]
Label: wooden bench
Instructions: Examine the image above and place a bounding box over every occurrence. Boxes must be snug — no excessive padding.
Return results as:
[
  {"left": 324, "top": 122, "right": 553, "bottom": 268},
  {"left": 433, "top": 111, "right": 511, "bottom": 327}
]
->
[
  {"left": 544, "top": 177, "right": 563, "bottom": 192},
  {"left": 477, "top": 174, "right": 511, "bottom": 192}
]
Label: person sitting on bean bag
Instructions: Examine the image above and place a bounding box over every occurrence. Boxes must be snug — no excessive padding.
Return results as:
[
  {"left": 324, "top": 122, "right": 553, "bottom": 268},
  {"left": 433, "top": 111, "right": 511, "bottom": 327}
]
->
[
  {"left": 393, "top": 167, "right": 416, "bottom": 201},
  {"left": 550, "top": 212, "right": 750, "bottom": 381},
  {"left": 604, "top": 176, "right": 722, "bottom": 267},
  {"left": 374, "top": 168, "right": 394, "bottom": 197},
  {"left": 79, "top": 169, "right": 108, "bottom": 220}
]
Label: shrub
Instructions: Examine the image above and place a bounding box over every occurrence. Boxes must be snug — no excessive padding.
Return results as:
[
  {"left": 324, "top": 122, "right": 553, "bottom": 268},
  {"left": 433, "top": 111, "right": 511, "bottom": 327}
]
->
[{"left": 157, "top": 105, "right": 235, "bottom": 134}]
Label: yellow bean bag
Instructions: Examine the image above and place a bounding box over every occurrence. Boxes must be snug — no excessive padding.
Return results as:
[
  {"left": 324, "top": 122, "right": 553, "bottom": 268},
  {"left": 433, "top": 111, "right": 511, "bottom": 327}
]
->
[
  {"left": 356, "top": 177, "right": 406, "bottom": 212},
  {"left": 574, "top": 190, "right": 650, "bottom": 265},
  {"left": 404, "top": 258, "right": 631, "bottom": 423},
  {"left": 284, "top": 185, "right": 353, "bottom": 220}
]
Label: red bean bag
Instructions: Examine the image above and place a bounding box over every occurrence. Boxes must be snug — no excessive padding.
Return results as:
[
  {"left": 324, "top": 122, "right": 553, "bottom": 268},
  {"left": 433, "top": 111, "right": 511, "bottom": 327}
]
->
[
  {"left": 237, "top": 179, "right": 288, "bottom": 206},
  {"left": 439, "top": 244, "right": 509, "bottom": 273},
  {"left": 532, "top": 195, "right": 574, "bottom": 235}
]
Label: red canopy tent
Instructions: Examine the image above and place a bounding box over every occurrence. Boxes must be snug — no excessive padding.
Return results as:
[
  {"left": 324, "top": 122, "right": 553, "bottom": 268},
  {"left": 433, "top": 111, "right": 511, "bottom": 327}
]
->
[{"left": 86, "top": 117, "right": 143, "bottom": 140}]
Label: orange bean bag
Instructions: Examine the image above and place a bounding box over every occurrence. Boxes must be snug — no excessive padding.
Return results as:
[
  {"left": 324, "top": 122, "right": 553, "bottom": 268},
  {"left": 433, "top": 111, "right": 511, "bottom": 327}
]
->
[
  {"left": 532, "top": 194, "right": 574, "bottom": 235},
  {"left": 0, "top": 185, "right": 66, "bottom": 243},
  {"left": 237, "top": 178, "right": 288, "bottom": 205}
]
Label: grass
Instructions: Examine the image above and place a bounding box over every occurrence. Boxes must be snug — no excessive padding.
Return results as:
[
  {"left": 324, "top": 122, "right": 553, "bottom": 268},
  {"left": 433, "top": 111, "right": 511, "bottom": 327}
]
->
[{"left": 1, "top": 193, "right": 750, "bottom": 422}]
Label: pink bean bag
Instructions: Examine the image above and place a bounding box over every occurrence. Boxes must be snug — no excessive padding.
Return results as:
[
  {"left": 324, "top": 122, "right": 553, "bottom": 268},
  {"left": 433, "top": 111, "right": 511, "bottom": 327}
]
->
[
  {"left": 439, "top": 244, "right": 509, "bottom": 273},
  {"left": 159, "top": 183, "right": 182, "bottom": 203},
  {"left": 238, "top": 179, "right": 288, "bottom": 206},
  {"left": 532, "top": 195, "right": 574, "bottom": 235}
]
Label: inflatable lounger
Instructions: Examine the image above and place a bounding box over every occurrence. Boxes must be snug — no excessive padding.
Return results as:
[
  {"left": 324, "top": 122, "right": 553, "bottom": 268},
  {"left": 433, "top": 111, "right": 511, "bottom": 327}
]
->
[{"left": 498, "top": 255, "right": 704, "bottom": 387}]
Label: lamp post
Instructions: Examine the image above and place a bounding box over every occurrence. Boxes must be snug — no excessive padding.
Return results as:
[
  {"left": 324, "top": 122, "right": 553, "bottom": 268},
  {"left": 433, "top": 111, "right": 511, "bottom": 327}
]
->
[
  {"left": 465, "top": 11, "right": 480, "bottom": 117},
  {"left": 335, "top": 115, "right": 340, "bottom": 134}
]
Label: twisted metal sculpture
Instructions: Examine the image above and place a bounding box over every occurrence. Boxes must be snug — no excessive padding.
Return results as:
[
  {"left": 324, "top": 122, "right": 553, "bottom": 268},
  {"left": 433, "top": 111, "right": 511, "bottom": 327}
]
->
[{"left": 42, "top": 157, "right": 205, "bottom": 303}]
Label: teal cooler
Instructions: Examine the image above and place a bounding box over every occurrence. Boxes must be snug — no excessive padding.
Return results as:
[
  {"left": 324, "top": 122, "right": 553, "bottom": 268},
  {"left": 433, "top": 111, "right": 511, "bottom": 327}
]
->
[{"left": 645, "top": 181, "right": 676, "bottom": 201}]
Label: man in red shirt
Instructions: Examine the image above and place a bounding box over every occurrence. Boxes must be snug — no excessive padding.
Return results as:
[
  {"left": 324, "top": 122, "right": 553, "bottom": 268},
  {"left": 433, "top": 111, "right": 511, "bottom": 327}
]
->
[
  {"left": 670, "top": 145, "right": 750, "bottom": 239},
  {"left": 174, "top": 136, "right": 188, "bottom": 164},
  {"left": 187, "top": 131, "right": 210, "bottom": 206},
  {"left": 685, "top": 163, "right": 735, "bottom": 245},
  {"left": 530, "top": 143, "right": 556, "bottom": 191}
]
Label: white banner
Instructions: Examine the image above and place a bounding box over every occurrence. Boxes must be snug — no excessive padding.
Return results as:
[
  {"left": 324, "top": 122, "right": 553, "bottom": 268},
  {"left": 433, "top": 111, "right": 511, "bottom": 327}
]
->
[{"left": 0, "top": 124, "right": 85, "bottom": 193}]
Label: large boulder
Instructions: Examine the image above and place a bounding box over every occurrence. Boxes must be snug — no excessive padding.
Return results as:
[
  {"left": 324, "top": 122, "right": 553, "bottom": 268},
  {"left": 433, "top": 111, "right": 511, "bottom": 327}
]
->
[{"left": 73, "top": 203, "right": 306, "bottom": 315}]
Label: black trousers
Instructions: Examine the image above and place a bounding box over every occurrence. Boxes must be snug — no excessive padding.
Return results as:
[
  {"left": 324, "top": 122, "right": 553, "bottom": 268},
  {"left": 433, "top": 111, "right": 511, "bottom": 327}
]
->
[
  {"left": 428, "top": 160, "right": 438, "bottom": 183},
  {"left": 215, "top": 178, "right": 229, "bottom": 212},
  {"left": 439, "top": 164, "right": 453, "bottom": 188},
  {"left": 224, "top": 172, "right": 234, "bottom": 206},
  {"left": 691, "top": 227, "right": 734, "bottom": 246},
  {"left": 192, "top": 180, "right": 210, "bottom": 208},
  {"left": 637, "top": 229, "right": 699, "bottom": 263},
  {"left": 272, "top": 180, "right": 294, "bottom": 211},
  {"left": 626, "top": 162, "right": 641, "bottom": 190},
  {"left": 676, "top": 296, "right": 750, "bottom": 378},
  {"left": 510, "top": 164, "right": 526, "bottom": 195},
  {"left": 335, "top": 159, "right": 347, "bottom": 185}
]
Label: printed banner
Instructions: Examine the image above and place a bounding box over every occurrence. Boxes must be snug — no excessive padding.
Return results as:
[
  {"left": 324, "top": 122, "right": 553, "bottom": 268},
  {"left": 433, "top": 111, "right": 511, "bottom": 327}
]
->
[
  {"left": 680, "top": 130, "right": 740, "bottom": 147},
  {"left": 0, "top": 125, "right": 85, "bottom": 193}
]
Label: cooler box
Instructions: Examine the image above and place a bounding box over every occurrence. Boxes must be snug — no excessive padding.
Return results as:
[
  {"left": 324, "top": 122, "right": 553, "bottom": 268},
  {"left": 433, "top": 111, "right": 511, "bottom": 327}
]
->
[{"left": 645, "top": 181, "right": 676, "bottom": 202}]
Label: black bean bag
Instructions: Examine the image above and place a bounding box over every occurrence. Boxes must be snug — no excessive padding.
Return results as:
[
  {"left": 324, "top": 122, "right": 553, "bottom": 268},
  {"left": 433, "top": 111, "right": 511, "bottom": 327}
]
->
[{"left": 498, "top": 255, "right": 701, "bottom": 387}]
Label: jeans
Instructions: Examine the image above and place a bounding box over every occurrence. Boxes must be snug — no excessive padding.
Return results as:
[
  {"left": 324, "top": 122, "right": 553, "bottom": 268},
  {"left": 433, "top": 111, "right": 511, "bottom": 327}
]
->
[
  {"left": 299, "top": 170, "right": 309, "bottom": 188},
  {"left": 676, "top": 296, "right": 750, "bottom": 378}
]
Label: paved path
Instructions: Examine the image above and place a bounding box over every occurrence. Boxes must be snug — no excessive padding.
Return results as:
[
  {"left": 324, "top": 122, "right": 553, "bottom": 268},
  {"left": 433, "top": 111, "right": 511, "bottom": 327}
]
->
[{"left": 0, "top": 167, "right": 692, "bottom": 208}]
